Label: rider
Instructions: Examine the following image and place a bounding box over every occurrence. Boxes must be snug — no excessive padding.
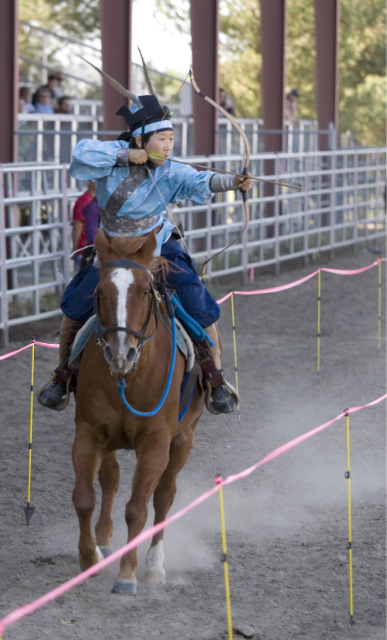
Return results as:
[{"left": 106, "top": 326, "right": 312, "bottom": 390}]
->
[{"left": 37, "top": 82, "right": 252, "bottom": 415}]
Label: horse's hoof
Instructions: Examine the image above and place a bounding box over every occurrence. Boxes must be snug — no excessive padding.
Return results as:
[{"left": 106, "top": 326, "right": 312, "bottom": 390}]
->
[
  {"left": 111, "top": 580, "right": 137, "bottom": 595},
  {"left": 144, "top": 569, "right": 166, "bottom": 586},
  {"left": 98, "top": 545, "right": 113, "bottom": 558}
]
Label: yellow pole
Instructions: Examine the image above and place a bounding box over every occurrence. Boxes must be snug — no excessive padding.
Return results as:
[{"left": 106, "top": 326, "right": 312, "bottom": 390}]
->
[
  {"left": 25, "top": 341, "right": 35, "bottom": 525},
  {"left": 345, "top": 411, "right": 355, "bottom": 624},
  {"left": 317, "top": 269, "right": 321, "bottom": 375},
  {"left": 230, "top": 293, "right": 240, "bottom": 423},
  {"left": 378, "top": 259, "right": 382, "bottom": 351},
  {"left": 216, "top": 479, "right": 233, "bottom": 640}
]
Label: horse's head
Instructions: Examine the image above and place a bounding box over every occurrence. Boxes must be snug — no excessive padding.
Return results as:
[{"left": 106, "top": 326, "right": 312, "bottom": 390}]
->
[{"left": 94, "top": 228, "right": 159, "bottom": 375}]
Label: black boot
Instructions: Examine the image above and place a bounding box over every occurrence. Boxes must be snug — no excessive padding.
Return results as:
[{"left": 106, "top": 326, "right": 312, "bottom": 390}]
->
[
  {"left": 207, "top": 383, "right": 238, "bottom": 415},
  {"left": 195, "top": 340, "right": 238, "bottom": 415},
  {"left": 37, "top": 369, "right": 73, "bottom": 411},
  {"left": 37, "top": 315, "right": 82, "bottom": 411}
]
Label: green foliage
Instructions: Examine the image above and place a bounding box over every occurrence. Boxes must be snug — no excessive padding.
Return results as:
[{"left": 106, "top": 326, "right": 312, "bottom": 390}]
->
[
  {"left": 20, "top": 0, "right": 100, "bottom": 39},
  {"left": 339, "top": 0, "right": 386, "bottom": 146},
  {"left": 219, "top": 0, "right": 262, "bottom": 118},
  {"left": 286, "top": 0, "right": 316, "bottom": 121},
  {"left": 156, "top": 0, "right": 386, "bottom": 146},
  {"left": 19, "top": 0, "right": 100, "bottom": 87},
  {"left": 152, "top": 73, "right": 182, "bottom": 106},
  {"left": 20, "top": 0, "right": 386, "bottom": 146}
]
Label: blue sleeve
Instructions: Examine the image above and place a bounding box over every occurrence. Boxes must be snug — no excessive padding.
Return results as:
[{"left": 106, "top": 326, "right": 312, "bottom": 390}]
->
[
  {"left": 70, "top": 139, "right": 129, "bottom": 181},
  {"left": 167, "top": 160, "right": 216, "bottom": 205}
]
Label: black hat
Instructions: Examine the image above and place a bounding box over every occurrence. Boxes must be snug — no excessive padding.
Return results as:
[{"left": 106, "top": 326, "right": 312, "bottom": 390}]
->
[{"left": 115, "top": 95, "right": 172, "bottom": 137}]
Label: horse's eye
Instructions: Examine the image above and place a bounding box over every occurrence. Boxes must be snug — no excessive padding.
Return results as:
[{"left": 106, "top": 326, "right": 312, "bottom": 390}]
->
[{"left": 142, "top": 289, "right": 150, "bottom": 298}]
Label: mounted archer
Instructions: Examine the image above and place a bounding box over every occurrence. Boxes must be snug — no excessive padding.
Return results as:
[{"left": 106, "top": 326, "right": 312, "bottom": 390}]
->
[{"left": 37, "top": 54, "right": 253, "bottom": 416}]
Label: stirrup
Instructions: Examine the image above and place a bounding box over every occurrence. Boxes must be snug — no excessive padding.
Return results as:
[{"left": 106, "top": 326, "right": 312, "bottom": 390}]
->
[
  {"left": 204, "top": 374, "right": 239, "bottom": 415},
  {"left": 37, "top": 372, "right": 72, "bottom": 411}
]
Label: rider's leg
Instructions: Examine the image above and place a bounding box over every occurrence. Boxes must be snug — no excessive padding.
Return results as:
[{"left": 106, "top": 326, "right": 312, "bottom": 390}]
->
[
  {"left": 37, "top": 314, "right": 82, "bottom": 411},
  {"left": 200, "top": 323, "right": 238, "bottom": 415},
  {"left": 160, "top": 238, "right": 238, "bottom": 415},
  {"left": 38, "top": 259, "right": 99, "bottom": 411}
]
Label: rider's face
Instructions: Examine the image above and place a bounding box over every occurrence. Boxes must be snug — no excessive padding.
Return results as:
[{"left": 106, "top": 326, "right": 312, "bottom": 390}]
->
[{"left": 145, "top": 130, "right": 175, "bottom": 165}]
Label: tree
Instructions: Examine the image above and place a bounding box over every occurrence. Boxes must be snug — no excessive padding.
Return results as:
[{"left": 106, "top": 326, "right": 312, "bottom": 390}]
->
[
  {"left": 339, "top": 0, "right": 386, "bottom": 146},
  {"left": 155, "top": 0, "right": 386, "bottom": 146},
  {"left": 19, "top": 0, "right": 100, "bottom": 88}
]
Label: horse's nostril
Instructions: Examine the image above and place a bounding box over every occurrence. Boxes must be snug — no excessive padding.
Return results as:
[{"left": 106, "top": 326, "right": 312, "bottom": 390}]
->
[
  {"left": 126, "top": 347, "right": 137, "bottom": 364},
  {"left": 104, "top": 345, "right": 113, "bottom": 363}
]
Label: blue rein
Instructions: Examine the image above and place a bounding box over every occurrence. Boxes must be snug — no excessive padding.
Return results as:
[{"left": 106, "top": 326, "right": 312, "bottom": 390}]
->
[{"left": 117, "top": 315, "right": 177, "bottom": 417}]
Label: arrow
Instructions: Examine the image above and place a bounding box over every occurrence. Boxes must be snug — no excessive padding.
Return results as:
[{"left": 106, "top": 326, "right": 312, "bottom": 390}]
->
[{"left": 148, "top": 153, "right": 300, "bottom": 190}]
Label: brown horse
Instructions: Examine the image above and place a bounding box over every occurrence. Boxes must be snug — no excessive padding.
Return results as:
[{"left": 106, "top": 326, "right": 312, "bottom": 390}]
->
[{"left": 72, "top": 228, "right": 205, "bottom": 595}]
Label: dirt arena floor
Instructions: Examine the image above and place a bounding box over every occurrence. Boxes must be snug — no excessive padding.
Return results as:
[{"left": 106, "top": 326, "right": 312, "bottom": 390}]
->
[{"left": 0, "top": 247, "right": 386, "bottom": 640}]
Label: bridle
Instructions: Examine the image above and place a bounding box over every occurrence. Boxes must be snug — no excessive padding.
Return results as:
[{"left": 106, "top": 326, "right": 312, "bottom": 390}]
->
[
  {"left": 94, "top": 259, "right": 160, "bottom": 357},
  {"left": 94, "top": 257, "right": 179, "bottom": 418}
]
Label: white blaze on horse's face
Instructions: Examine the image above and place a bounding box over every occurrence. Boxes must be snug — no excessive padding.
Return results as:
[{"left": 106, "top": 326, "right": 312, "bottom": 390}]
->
[{"left": 107, "top": 268, "right": 137, "bottom": 373}]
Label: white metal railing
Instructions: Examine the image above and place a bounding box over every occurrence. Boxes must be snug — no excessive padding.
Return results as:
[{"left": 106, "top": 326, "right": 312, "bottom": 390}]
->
[
  {"left": 16, "top": 112, "right": 332, "bottom": 163},
  {"left": 0, "top": 148, "right": 385, "bottom": 341}
]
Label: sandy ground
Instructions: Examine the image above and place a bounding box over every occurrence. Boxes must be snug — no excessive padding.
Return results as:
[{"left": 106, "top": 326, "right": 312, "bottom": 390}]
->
[{"left": 0, "top": 248, "right": 386, "bottom": 640}]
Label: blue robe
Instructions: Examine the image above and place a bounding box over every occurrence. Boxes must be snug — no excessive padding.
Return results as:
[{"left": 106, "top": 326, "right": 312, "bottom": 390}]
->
[
  {"left": 63, "top": 139, "right": 219, "bottom": 327},
  {"left": 61, "top": 238, "right": 219, "bottom": 328}
]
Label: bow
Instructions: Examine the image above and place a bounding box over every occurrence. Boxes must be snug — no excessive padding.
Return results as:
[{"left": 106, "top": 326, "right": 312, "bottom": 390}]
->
[{"left": 189, "top": 70, "right": 251, "bottom": 278}]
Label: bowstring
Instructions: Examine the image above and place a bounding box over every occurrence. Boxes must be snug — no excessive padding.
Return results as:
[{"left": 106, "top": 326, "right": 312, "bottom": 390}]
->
[
  {"left": 142, "top": 69, "right": 192, "bottom": 253},
  {"left": 145, "top": 164, "right": 192, "bottom": 257}
]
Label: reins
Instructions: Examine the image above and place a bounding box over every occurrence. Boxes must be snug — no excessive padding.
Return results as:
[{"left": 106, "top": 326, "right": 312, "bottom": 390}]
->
[{"left": 94, "top": 258, "right": 177, "bottom": 417}]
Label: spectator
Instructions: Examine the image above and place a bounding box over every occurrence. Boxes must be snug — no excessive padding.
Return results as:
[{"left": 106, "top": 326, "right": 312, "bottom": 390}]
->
[
  {"left": 19, "top": 87, "right": 36, "bottom": 113},
  {"left": 72, "top": 181, "right": 96, "bottom": 271},
  {"left": 33, "top": 87, "right": 55, "bottom": 114},
  {"left": 55, "top": 95, "right": 72, "bottom": 114},
  {"left": 219, "top": 88, "right": 236, "bottom": 116},
  {"left": 53, "top": 72, "right": 66, "bottom": 101},
  {"left": 33, "top": 75, "right": 59, "bottom": 109},
  {"left": 285, "top": 88, "right": 299, "bottom": 126}
]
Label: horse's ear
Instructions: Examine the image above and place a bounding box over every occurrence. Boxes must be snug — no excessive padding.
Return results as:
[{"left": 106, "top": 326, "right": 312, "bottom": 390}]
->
[
  {"left": 138, "top": 228, "right": 158, "bottom": 262},
  {"left": 94, "top": 228, "right": 114, "bottom": 264}
]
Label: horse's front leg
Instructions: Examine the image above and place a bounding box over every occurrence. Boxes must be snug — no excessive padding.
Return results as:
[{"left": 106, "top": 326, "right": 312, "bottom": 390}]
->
[
  {"left": 112, "top": 440, "right": 170, "bottom": 595},
  {"left": 145, "top": 424, "right": 197, "bottom": 585},
  {"left": 72, "top": 430, "right": 104, "bottom": 572},
  {"left": 95, "top": 450, "right": 120, "bottom": 558}
]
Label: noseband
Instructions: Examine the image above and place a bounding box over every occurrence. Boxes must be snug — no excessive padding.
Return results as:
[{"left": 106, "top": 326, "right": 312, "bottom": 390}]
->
[{"left": 94, "top": 259, "right": 160, "bottom": 354}]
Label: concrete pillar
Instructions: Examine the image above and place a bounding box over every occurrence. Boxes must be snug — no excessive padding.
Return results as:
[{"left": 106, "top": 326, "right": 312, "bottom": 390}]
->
[
  {"left": 190, "top": 0, "right": 219, "bottom": 155},
  {"left": 99, "top": 0, "right": 132, "bottom": 136},
  {"left": 314, "top": 0, "right": 340, "bottom": 151},
  {"left": 0, "top": 0, "right": 18, "bottom": 163}
]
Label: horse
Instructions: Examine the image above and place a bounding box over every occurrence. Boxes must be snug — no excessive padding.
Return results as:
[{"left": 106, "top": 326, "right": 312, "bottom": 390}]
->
[{"left": 72, "top": 227, "right": 205, "bottom": 595}]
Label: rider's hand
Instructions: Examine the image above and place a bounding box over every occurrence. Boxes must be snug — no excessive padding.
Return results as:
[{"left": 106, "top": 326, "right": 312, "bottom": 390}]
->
[
  {"left": 129, "top": 149, "right": 148, "bottom": 165},
  {"left": 235, "top": 173, "right": 253, "bottom": 191}
]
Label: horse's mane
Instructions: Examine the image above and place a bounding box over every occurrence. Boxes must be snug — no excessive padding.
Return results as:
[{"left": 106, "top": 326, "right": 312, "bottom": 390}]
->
[
  {"left": 95, "top": 228, "right": 181, "bottom": 281},
  {"left": 95, "top": 228, "right": 157, "bottom": 269}
]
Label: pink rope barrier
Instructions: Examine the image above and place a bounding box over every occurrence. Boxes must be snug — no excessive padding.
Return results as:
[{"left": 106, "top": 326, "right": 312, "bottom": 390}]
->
[
  {"left": 32, "top": 340, "right": 59, "bottom": 349},
  {"left": 0, "top": 260, "right": 384, "bottom": 358},
  {"left": 216, "top": 258, "right": 385, "bottom": 304},
  {"left": 0, "top": 340, "right": 58, "bottom": 361},
  {"left": 0, "top": 392, "right": 385, "bottom": 637},
  {"left": 0, "top": 343, "right": 34, "bottom": 361}
]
